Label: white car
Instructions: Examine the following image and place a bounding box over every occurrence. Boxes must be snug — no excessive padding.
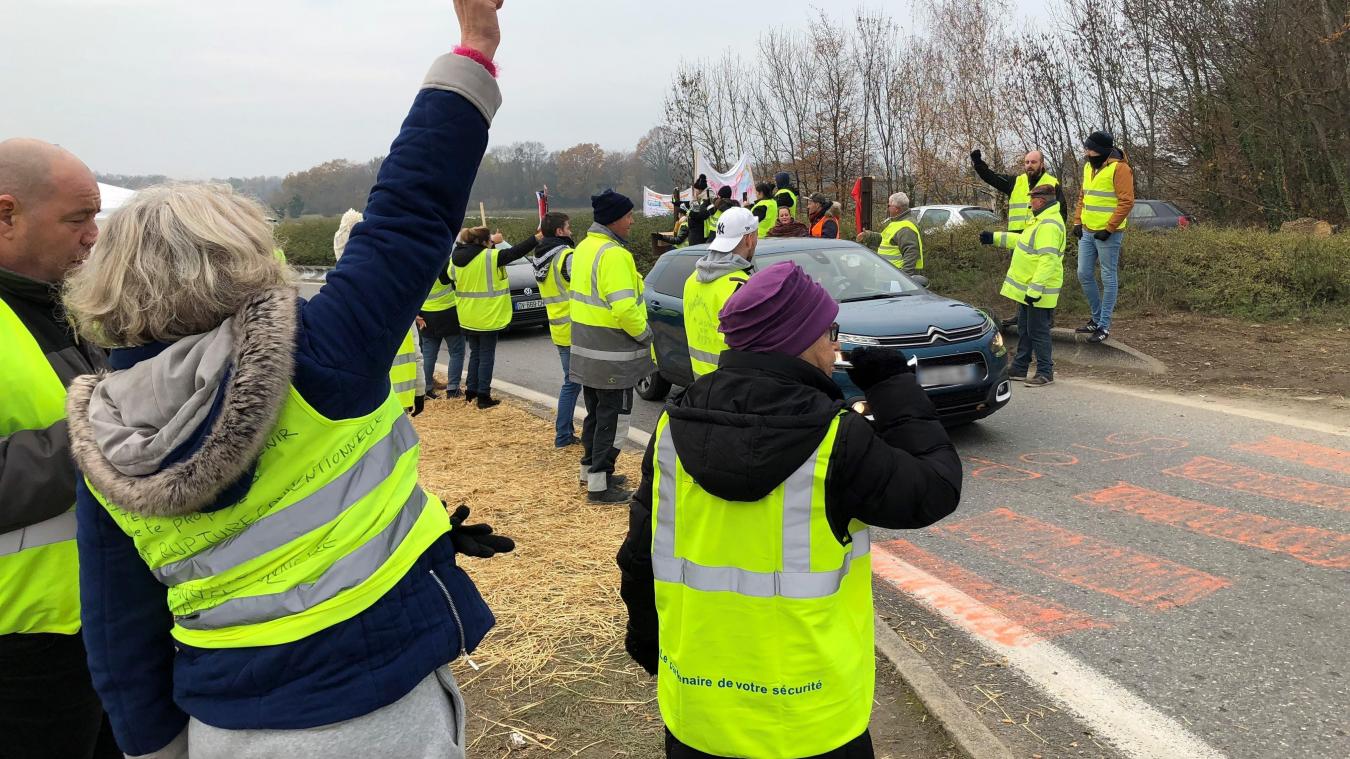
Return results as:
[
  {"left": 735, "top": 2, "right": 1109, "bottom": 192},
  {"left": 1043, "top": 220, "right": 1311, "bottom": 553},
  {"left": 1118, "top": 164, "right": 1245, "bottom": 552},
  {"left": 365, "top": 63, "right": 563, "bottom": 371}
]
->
[{"left": 906, "top": 205, "right": 998, "bottom": 230}]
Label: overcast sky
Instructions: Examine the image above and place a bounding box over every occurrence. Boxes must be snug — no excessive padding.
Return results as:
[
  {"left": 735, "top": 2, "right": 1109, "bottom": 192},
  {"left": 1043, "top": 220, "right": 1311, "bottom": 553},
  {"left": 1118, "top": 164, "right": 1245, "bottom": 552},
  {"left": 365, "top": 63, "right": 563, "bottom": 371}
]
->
[{"left": 3, "top": 0, "right": 1047, "bottom": 179}]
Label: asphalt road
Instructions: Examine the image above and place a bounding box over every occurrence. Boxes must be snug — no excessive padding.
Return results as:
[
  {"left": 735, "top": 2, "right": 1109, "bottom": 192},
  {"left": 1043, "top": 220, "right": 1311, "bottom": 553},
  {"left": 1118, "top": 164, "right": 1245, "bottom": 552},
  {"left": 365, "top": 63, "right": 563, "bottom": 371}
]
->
[
  {"left": 297, "top": 283, "right": 1349, "bottom": 757},
  {"left": 470, "top": 326, "right": 1349, "bottom": 759}
]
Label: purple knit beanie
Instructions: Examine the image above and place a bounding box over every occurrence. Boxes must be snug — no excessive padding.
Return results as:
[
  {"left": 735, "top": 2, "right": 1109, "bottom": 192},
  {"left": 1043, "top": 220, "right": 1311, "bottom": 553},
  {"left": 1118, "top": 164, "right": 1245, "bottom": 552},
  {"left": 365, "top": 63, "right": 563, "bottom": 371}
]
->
[{"left": 718, "top": 261, "right": 839, "bottom": 357}]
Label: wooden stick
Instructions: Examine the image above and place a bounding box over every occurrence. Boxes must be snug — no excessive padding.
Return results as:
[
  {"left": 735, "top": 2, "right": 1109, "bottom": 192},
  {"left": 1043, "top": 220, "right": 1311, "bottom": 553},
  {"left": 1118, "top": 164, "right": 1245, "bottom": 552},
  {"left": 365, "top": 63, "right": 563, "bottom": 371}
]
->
[{"left": 479, "top": 201, "right": 488, "bottom": 227}]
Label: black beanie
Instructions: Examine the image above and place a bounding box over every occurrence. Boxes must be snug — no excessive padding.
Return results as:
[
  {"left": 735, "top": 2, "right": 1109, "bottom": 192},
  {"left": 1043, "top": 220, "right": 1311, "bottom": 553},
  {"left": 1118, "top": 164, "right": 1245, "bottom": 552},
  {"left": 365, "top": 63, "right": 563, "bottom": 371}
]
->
[
  {"left": 717, "top": 185, "right": 733, "bottom": 200},
  {"left": 774, "top": 171, "right": 791, "bottom": 188},
  {"left": 591, "top": 189, "right": 634, "bottom": 225},
  {"left": 1083, "top": 130, "right": 1114, "bottom": 154}
]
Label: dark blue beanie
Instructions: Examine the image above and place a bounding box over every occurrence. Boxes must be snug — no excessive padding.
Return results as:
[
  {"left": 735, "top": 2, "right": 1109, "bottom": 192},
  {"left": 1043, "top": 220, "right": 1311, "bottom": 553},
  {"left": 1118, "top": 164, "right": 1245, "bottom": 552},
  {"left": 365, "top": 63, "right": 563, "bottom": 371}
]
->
[
  {"left": 774, "top": 171, "right": 791, "bottom": 188},
  {"left": 591, "top": 189, "right": 634, "bottom": 226}
]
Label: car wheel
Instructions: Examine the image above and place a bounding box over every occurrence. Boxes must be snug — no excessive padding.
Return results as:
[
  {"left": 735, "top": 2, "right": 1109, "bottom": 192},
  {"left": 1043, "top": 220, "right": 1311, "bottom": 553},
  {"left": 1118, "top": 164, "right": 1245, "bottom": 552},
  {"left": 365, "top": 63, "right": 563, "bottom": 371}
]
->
[{"left": 636, "top": 370, "right": 671, "bottom": 402}]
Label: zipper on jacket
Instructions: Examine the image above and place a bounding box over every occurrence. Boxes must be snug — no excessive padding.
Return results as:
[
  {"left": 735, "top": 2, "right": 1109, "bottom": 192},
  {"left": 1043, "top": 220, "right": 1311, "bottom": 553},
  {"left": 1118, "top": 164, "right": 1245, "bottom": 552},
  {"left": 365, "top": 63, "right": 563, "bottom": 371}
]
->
[{"left": 429, "top": 569, "right": 478, "bottom": 670}]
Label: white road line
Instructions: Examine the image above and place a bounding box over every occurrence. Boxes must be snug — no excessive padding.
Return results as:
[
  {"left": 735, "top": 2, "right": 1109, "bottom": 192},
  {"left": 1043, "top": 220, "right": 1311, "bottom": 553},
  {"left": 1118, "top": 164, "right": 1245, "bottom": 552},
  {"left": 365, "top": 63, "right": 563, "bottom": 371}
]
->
[
  {"left": 466, "top": 367, "right": 1226, "bottom": 759},
  {"left": 1058, "top": 377, "right": 1349, "bottom": 437},
  {"left": 872, "top": 547, "right": 1227, "bottom": 759}
]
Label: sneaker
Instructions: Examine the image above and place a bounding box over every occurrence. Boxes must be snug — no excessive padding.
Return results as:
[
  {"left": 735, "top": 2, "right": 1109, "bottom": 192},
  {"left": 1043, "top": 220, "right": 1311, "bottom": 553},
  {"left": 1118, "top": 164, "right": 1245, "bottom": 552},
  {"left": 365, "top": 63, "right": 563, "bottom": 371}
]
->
[
  {"left": 1009, "top": 369, "right": 1029, "bottom": 381},
  {"left": 1024, "top": 375, "right": 1055, "bottom": 387},
  {"left": 1074, "top": 321, "right": 1099, "bottom": 334},
  {"left": 588, "top": 485, "right": 634, "bottom": 504},
  {"left": 1088, "top": 327, "right": 1110, "bottom": 343},
  {"left": 554, "top": 436, "right": 580, "bottom": 448},
  {"left": 425, "top": 389, "right": 441, "bottom": 400},
  {"left": 476, "top": 396, "right": 501, "bottom": 409}
]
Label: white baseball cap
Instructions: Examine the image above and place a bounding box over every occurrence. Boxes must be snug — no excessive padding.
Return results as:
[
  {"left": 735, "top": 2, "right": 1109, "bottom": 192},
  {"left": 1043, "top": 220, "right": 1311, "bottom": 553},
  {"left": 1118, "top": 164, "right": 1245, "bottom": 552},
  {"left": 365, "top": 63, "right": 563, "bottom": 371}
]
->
[{"left": 708, "top": 207, "right": 758, "bottom": 252}]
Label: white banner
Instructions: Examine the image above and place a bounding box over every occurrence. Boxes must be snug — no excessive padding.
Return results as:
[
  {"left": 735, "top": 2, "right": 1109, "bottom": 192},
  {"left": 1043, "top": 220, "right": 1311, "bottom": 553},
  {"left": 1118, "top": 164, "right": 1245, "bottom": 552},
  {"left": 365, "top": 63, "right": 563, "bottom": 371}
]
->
[
  {"left": 694, "top": 151, "right": 757, "bottom": 204},
  {"left": 642, "top": 186, "right": 696, "bottom": 217}
]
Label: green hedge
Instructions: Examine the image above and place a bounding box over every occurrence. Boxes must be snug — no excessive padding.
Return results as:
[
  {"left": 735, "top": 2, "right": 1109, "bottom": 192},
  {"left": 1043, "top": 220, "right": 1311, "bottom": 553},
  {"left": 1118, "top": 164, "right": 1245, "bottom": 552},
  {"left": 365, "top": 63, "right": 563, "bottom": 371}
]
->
[
  {"left": 919, "top": 226, "right": 1350, "bottom": 323},
  {"left": 280, "top": 213, "right": 1348, "bottom": 323}
]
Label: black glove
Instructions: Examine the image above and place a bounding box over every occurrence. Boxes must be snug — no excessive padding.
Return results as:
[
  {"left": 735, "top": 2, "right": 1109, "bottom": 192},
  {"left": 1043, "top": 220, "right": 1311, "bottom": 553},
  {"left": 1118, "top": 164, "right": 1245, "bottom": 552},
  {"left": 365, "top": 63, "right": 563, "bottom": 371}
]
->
[
  {"left": 626, "top": 634, "right": 658, "bottom": 676},
  {"left": 1094, "top": 230, "right": 1112, "bottom": 241},
  {"left": 845, "top": 347, "right": 917, "bottom": 392},
  {"left": 1072, "top": 224, "right": 1083, "bottom": 239},
  {"left": 979, "top": 231, "right": 994, "bottom": 245},
  {"left": 412, "top": 395, "right": 425, "bottom": 417},
  {"left": 448, "top": 504, "right": 515, "bottom": 558},
  {"left": 1025, "top": 294, "right": 1040, "bottom": 305},
  {"left": 970, "top": 149, "right": 982, "bottom": 163}
]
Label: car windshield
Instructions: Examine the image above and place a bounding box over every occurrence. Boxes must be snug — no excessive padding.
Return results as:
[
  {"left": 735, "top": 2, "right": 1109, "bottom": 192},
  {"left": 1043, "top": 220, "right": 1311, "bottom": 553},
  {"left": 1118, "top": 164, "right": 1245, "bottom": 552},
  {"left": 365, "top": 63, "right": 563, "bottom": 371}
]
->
[{"left": 762, "top": 248, "right": 923, "bottom": 301}]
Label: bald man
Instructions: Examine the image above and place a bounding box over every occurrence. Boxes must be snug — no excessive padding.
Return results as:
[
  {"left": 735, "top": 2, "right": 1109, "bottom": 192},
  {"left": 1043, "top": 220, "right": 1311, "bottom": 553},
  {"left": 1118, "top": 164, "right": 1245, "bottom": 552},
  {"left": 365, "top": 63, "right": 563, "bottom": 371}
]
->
[
  {"left": 970, "top": 149, "right": 1067, "bottom": 230},
  {"left": 0, "top": 138, "right": 116, "bottom": 758}
]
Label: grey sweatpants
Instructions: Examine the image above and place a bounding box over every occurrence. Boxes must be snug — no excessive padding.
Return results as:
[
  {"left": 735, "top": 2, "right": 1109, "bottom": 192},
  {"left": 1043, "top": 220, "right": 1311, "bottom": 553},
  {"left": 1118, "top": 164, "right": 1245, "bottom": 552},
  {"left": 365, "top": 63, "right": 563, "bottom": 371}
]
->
[{"left": 182, "top": 666, "right": 466, "bottom": 759}]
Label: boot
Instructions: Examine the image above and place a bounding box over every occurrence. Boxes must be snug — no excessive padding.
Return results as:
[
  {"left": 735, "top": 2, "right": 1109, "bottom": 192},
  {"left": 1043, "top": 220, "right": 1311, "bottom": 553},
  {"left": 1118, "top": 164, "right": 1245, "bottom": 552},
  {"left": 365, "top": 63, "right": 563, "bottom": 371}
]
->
[
  {"left": 586, "top": 471, "right": 632, "bottom": 503},
  {"left": 476, "top": 395, "right": 501, "bottom": 409}
]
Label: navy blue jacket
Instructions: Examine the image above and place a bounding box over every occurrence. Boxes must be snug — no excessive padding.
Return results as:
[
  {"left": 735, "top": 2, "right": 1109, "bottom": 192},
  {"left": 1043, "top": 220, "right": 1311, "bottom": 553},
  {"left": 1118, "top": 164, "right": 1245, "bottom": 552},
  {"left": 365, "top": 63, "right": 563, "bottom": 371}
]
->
[{"left": 76, "top": 58, "right": 499, "bottom": 756}]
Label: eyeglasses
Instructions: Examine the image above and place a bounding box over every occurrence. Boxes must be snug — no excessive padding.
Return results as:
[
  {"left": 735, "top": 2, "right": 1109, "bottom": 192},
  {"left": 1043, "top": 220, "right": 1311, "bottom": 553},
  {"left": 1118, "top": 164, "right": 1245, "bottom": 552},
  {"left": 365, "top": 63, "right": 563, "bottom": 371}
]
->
[{"left": 829, "top": 322, "right": 840, "bottom": 342}]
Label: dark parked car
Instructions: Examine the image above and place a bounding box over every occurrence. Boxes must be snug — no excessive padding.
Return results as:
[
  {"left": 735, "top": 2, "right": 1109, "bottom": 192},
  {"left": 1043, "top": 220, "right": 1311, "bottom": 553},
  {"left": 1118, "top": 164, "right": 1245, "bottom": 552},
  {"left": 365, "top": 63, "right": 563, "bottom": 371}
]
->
[
  {"left": 640, "top": 239, "right": 1012, "bottom": 425},
  {"left": 1128, "top": 200, "right": 1194, "bottom": 230},
  {"left": 505, "top": 258, "right": 547, "bottom": 329}
]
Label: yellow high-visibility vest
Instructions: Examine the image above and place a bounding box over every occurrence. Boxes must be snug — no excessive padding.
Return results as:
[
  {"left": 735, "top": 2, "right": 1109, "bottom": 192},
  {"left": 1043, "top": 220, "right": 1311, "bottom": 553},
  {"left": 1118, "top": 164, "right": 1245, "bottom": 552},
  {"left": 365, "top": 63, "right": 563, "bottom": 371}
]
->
[
  {"left": 391, "top": 327, "right": 418, "bottom": 408},
  {"left": 751, "top": 199, "right": 778, "bottom": 238},
  {"left": 0, "top": 300, "right": 81, "bottom": 635},
  {"left": 92, "top": 389, "right": 449, "bottom": 649},
  {"left": 454, "top": 248, "right": 511, "bottom": 332},
  {"left": 422, "top": 263, "right": 459, "bottom": 313},
  {"left": 992, "top": 203, "right": 1067, "bottom": 309},
  {"left": 1081, "top": 162, "right": 1128, "bottom": 231},
  {"left": 682, "top": 268, "right": 749, "bottom": 378},
  {"left": 651, "top": 411, "right": 873, "bottom": 758},
  {"left": 1008, "top": 172, "right": 1059, "bottom": 232},
  {"left": 876, "top": 218, "right": 924, "bottom": 271},
  {"left": 539, "top": 246, "right": 574, "bottom": 347}
]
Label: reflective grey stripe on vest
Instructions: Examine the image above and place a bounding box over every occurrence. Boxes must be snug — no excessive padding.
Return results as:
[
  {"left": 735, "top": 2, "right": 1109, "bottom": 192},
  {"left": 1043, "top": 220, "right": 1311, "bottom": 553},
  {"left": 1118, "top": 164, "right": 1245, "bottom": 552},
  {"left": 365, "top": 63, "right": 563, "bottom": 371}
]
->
[
  {"left": 1085, "top": 189, "right": 1116, "bottom": 198},
  {"left": 425, "top": 283, "right": 453, "bottom": 302},
  {"left": 571, "top": 322, "right": 647, "bottom": 363},
  {"left": 392, "top": 379, "right": 418, "bottom": 394},
  {"left": 571, "top": 242, "right": 619, "bottom": 308},
  {"left": 152, "top": 415, "right": 420, "bottom": 585},
  {"left": 175, "top": 486, "right": 428, "bottom": 630},
  {"left": 1003, "top": 276, "right": 1028, "bottom": 292},
  {"left": 1027, "top": 285, "right": 1062, "bottom": 295},
  {"left": 572, "top": 344, "right": 649, "bottom": 362},
  {"left": 651, "top": 424, "right": 868, "bottom": 599},
  {"left": 1009, "top": 202, "right": 1030, "bottom": 210},
  {"left": 391, "top": 352, "right": 417, "bottom": 366},
  {"left": 543, "top": 294, "right": 569, "bottom": 305},
  {"left": 0, "top": 511, "right": 77, "bottom": 556},
  {"left": 457, "top": 251, "right": 508, "bottom": 298},
  {"left": 688, "top": 346, "right": 721, "bottom": 365},
  {"left": 548, "top": 316, "right": 569, "bottom": 327}
]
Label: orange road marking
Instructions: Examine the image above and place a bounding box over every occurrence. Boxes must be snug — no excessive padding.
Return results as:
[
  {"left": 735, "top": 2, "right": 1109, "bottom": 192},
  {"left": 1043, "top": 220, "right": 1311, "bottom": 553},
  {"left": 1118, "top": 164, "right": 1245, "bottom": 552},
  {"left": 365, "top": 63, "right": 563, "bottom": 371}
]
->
[
  {"left": 872, "top": 544, "right": 1043, "bottom": 648},
  {"left": 878, "top": 539, "right": 1111, "bottom": 638},
  {"left": 1231, "top": 436, "right": 1350, "bottom": 477},
  {"left": 965, "top": 456, "right": 1042, "bottom": 481},
  {"left": 935, "top": 508, "right": 1231, "bottom": 610},
  {"left": 1163, "top": 455, "right": 1350, "bottom": 512},
  {"left": 1075, "top": 483, "right": 1350, "bottom": 569}
]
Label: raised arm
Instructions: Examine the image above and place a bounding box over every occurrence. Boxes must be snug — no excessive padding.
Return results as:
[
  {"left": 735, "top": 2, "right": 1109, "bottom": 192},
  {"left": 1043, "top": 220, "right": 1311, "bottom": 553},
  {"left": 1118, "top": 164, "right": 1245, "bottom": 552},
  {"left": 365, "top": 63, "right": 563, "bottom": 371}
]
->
[{"left": 301, "top": 0, "right": 503, "bottom": 385}]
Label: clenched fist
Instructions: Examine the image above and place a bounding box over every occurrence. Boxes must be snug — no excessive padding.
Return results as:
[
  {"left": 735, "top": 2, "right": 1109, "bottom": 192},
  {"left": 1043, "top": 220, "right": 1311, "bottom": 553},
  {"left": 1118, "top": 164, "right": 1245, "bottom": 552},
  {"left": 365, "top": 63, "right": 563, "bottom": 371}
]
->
[{"left": 454, "top": 0, "right": 504, "bottom": 61}]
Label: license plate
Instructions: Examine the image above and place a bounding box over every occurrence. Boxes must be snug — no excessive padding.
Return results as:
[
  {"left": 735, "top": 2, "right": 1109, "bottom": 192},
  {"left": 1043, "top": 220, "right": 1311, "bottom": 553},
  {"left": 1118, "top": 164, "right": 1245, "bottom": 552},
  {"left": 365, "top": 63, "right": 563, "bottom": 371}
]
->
[
  {"left": 918, "top": 363, "right": 978, "bottom": 388},
  {"left": 514, "top": 299, "right": 544, "bottom": 311}
]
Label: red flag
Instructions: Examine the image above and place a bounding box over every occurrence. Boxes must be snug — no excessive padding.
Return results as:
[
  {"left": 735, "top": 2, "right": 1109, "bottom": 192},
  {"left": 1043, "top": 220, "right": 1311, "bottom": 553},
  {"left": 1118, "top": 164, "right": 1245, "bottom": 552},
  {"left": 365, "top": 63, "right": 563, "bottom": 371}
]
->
[
  {"left": 850, "top": 177, "right": 863, "bottom": 234},
  {"left": 536, "top": 186, "right": 549, "bottom": 222}
]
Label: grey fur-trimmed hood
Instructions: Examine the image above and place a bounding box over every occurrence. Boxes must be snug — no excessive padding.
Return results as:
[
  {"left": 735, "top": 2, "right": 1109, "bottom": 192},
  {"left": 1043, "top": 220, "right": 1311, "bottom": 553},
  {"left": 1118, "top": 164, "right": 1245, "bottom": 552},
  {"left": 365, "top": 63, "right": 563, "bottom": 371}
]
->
[{"left": 67, "top": 287, "right": 297, "bottom": 517}]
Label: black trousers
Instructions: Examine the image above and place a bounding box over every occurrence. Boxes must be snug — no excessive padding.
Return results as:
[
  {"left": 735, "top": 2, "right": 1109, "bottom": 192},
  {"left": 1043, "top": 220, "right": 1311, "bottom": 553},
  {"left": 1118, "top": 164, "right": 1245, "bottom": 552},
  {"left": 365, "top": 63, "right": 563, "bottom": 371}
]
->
[
  {"left": 0, "top": 633, "right": 120, "bottom": 759},
  {"left": 580, "top": 386, "right": 630, "bottom": 483},
  {"left": 666, "top": 728, "right": 874, "bottom": 758}
]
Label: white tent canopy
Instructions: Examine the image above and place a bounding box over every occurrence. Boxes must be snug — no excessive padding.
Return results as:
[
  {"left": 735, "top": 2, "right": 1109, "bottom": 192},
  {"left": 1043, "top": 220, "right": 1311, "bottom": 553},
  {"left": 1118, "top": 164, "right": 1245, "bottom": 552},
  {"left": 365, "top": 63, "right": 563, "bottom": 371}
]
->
[{"left": 96, "top": 182, "right": 137, "bottom": 221}]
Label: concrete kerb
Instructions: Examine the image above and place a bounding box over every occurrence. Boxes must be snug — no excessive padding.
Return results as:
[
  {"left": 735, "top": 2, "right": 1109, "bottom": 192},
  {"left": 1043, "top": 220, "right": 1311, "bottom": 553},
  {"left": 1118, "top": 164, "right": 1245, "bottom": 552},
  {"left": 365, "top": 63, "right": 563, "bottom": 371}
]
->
[
  {"left": 1005, "top": 325, "right": 1167, "bottom": 374},
  {"left": 451, "top": 363, "right": 1011, "bottom": 759}
]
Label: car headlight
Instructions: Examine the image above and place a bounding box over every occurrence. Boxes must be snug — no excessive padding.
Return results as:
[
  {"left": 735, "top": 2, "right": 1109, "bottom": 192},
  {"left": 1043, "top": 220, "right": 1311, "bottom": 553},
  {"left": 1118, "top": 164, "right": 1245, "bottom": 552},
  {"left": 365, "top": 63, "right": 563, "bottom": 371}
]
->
[
  {"left": 991, "top": 331, "right": 1004, "bottom": 350},
  {"left": 837, "top": 333, "right": 880, "bottom": 346},
  {"left": 850, "top": 400, "right": 871, "bottom": 415}
]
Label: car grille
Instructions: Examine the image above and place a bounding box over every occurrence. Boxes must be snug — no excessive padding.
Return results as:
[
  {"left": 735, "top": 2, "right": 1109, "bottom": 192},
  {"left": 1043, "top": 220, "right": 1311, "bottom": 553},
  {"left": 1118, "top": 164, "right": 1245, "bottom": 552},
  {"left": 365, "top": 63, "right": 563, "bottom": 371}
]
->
[
  {"left": 931, "top": 387, "right": 992, "bottom": 413},
  {"left": 868, "top": 323, "right": 988, "bottom": 348}
]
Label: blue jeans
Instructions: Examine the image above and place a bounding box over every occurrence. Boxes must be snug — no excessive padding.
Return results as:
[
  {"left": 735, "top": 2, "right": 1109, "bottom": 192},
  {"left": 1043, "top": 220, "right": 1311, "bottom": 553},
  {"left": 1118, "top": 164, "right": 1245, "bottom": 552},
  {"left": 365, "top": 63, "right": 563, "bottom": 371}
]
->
[
  {"left": 421, "top": 332, "right": 465, "bottom": 393},
  {"left": 1012, "top": 303, "right": 1053, "bottom": 378},
  {"left": 464, "top": 330, "right": 498, "bottom": 396},
  {"left": 1077, "top": 231, "right": 1123, "bottom": 330},
  {"left": 555, "top": 345, "right": 581, "bottom": 446}
]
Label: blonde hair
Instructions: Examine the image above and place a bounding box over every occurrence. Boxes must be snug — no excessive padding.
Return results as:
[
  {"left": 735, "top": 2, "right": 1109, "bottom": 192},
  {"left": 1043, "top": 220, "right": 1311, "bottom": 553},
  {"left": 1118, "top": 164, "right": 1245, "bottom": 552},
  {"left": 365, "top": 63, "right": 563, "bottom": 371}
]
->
[{"left": 63, "top": 183, "right": 286, "bottom": 347}]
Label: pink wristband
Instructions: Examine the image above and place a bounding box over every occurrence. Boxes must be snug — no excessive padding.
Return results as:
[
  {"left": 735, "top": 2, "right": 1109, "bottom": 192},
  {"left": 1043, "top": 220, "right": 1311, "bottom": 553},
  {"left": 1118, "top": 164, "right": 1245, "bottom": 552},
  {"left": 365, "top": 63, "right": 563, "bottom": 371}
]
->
[{"left": 453, "top": 46, "right": 497, "bottom": 78}]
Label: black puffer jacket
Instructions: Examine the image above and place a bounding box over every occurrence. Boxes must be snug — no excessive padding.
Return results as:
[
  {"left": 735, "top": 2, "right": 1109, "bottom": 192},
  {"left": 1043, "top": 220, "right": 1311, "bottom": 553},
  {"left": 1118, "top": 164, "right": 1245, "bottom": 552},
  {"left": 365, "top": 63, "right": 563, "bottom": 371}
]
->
[{"left": 616, "top": 349, "right": 962, "bottom": 673}]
